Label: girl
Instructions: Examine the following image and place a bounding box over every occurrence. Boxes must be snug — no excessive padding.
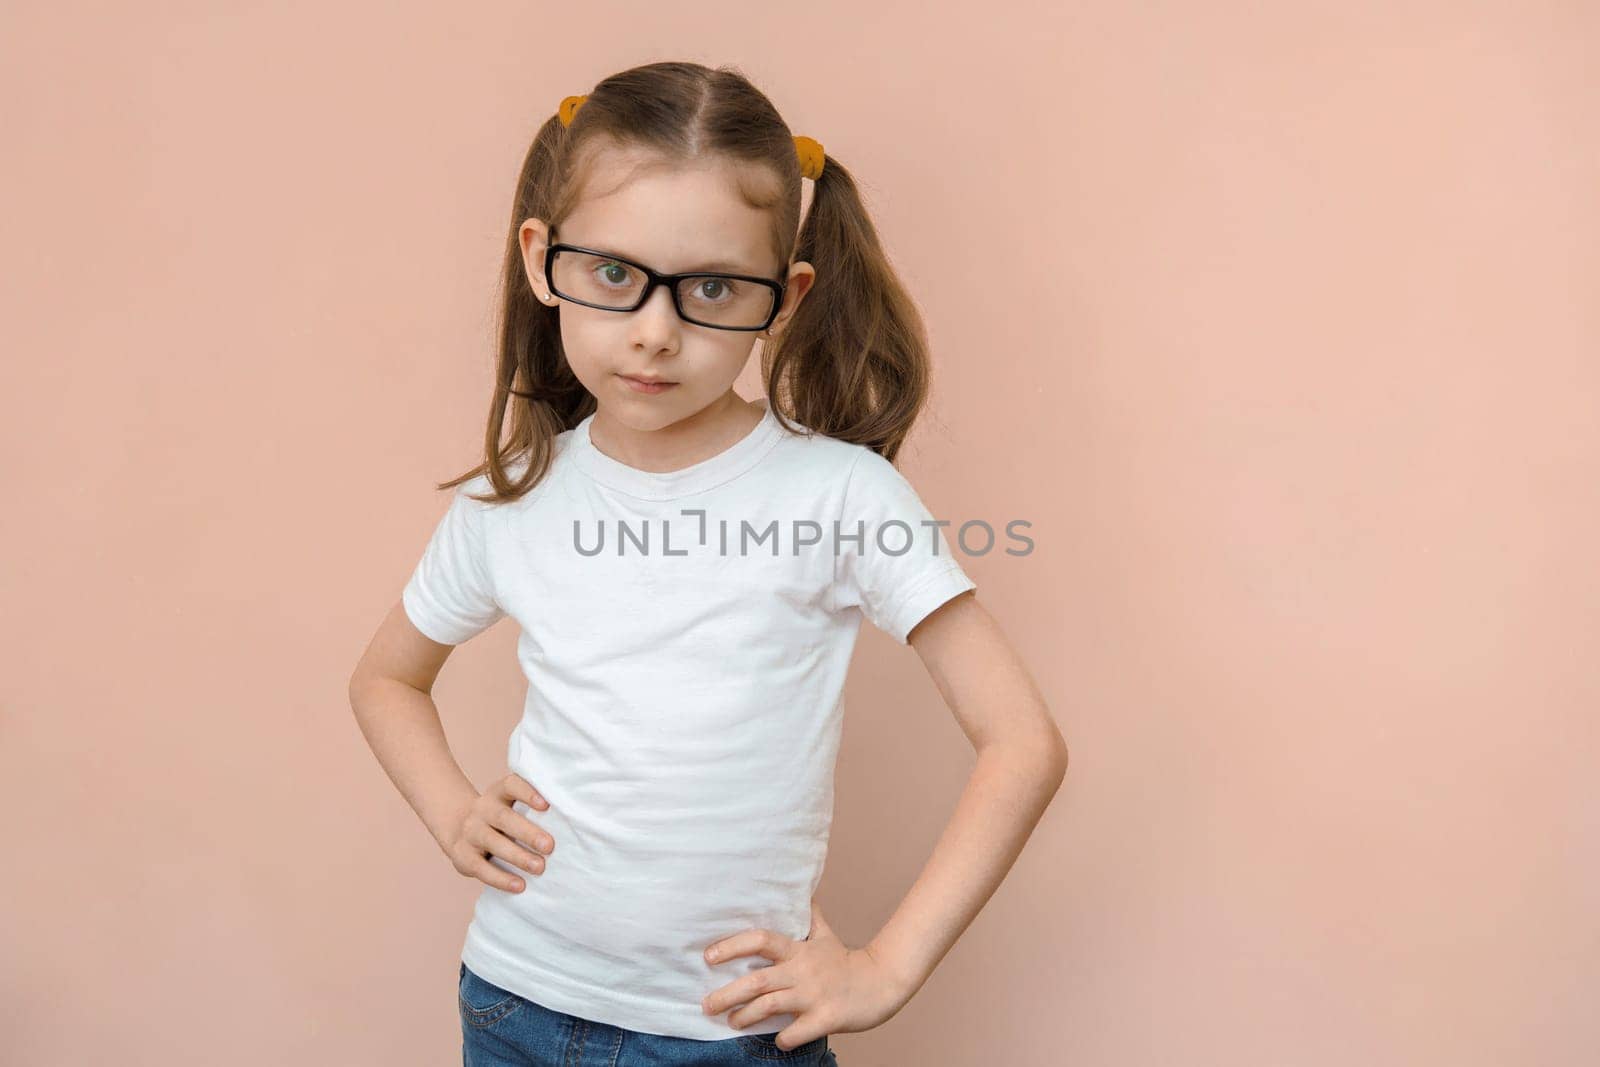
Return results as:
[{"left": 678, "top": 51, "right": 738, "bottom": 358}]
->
[{"left": 349, "top": 60, "right": 1068, "bottom": 1067}]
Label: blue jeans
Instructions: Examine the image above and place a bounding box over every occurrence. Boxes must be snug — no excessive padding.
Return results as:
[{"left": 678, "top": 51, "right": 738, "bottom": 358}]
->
[{"left": 460, "top": 962, "right": 841, "bottom": 1066}]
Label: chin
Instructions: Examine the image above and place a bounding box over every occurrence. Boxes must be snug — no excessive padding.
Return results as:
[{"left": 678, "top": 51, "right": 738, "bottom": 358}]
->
[{"left": 601, "top": 393, "right": 687, "bottom": 426}]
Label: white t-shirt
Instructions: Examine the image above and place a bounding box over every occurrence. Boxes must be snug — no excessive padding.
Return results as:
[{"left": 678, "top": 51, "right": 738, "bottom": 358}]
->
[{"left": 402, "top": 399, "right": 975, "bottom": 1040}]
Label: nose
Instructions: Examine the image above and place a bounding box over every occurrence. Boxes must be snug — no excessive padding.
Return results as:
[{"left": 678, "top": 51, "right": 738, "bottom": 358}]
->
[{"left": 630, "top": 282, "right": 682, "bottom": 350}]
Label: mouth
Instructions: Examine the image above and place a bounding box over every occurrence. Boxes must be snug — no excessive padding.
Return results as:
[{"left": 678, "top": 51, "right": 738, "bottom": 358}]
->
[{"left": 618, "top": 373, "right": 678, "bottom": 394}]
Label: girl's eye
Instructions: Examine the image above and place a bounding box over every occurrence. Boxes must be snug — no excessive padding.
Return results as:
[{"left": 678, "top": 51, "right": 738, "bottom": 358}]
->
[
  {"left": 594, "top": 261, "right": 633, "bottom": 287},
  {"left": 690, "top": 278, "right": 738, "bottom": 303}
]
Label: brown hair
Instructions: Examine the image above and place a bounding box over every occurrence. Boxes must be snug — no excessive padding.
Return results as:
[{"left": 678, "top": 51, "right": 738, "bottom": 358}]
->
[{"left": 440, "top": 60, "right": 935, "bottom": 502}]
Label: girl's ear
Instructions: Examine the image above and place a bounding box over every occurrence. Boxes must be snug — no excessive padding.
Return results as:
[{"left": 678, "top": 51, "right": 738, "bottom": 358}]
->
[
  {"left": 519, "top": 218, "right": 556, "bottom": 303},
  {"left": 767, "top": 261, "right": 816, "bottom": 336}
]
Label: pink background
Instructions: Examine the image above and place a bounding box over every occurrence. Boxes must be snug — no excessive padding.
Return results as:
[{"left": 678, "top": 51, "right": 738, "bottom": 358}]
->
[{"left": 3, "top": 2, "right": 1596, "bottom": 1064}]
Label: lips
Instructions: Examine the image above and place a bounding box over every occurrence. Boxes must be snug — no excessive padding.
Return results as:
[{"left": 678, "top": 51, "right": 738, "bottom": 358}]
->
[{"left": 618, "top": 373, "right": 678, "bottom": 394}]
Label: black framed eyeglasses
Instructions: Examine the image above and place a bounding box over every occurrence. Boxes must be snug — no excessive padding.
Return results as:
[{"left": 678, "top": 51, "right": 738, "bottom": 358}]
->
[{"left": 542, "top": 241, "right": 787, "bottom": 332}]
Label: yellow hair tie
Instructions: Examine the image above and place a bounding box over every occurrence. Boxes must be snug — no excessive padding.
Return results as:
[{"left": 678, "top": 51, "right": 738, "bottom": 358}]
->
[
  {"left": 558, "top": 94, "right": 588, "bottom": 127},
  {"left": 555, "top": 94, "right": 824, "bottom": 180},
  {"left": 793, "top": 135, "right": 825, "bottom": 180}
]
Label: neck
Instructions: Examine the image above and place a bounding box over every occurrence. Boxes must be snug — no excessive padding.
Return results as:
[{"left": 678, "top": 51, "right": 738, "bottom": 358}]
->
[{"left": 588, "top": 391, "right": 766, "bottom": 473}]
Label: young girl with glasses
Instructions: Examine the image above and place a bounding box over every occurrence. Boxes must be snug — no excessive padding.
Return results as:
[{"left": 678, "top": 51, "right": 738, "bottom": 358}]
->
[{"left": 348, "top": 59, "right": 1068, "bottom": 1067}]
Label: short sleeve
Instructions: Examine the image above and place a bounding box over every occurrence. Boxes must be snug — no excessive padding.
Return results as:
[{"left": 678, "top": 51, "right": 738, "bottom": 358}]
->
[
  {"left": 829, "top": 449, "right": 977, "bottom": 644},
  {"left": 401, "top": 483, "right": 506, "bottom": 645}
]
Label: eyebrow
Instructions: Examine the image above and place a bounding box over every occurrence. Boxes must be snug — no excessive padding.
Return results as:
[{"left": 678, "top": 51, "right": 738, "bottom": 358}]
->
[
  {"left": 559, "top": 238, "right": 764, "bottom": 276},
  {"left": 690, "top": 258, "right": 761, "bottom": 274}
]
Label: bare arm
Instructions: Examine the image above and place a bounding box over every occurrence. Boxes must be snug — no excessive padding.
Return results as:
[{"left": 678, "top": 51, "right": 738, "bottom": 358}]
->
[
  {"left": 348, "top": 601, "right": 553, "bottom": 893},
  {"left": 864, "top": 590, "right": 1069, "bottom": 1001},
  {"left": 347, "top": 600, "right": 484, "bottom": 848}
]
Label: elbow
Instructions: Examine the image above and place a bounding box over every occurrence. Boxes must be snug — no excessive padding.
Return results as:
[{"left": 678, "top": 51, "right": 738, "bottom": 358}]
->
[
  {"left": 1047, "top": 734, "right": 1069, "bottom": 789},
  {"left": 1023, "top": 696, "right": 1069, "bottom": 778},
  {"left": 347, "top": 665, "right": 377, "bottom": 714},
  {"left": 988, "top": 723, "right": 1069, "bottom": 788},
  {"left": 1040, "top": 721, "right": 1069, "bottom": 789},
  {"left": 1052, "top": 721, "right": 1069, "bottom": 772},
  {"left": 1030, "top": 697, "right": 1069, "bottom": 784}
]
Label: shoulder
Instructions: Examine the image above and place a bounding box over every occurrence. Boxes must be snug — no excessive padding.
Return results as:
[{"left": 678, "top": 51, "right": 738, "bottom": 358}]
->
[
  {"left": 452, "top": 432, "right": 577, "bottom": 518},
  {"left": 766, "top": 411, "right": 878, "bottom": 482},
  {"left": 759, "top": 416, "right": 934, "bottom": 518}
]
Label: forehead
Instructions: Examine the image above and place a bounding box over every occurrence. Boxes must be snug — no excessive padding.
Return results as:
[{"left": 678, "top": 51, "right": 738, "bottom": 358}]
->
[{"left": 558, "top": 142, "right": 781, "bottom": 274}]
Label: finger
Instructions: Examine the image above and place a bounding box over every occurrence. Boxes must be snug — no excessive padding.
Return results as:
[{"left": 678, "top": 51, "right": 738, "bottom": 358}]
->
[
  {"left": 764, "top": 1024, "right": 826, "bottom": 1053},
  {"left": 727, "top": 988, "right": 804, "bottom": 1033},
  {"left": 490, "top": 805, "right": 555, "bottom": 855},
  {"left": 705, "top": 929, "right": 788, "bottom": 965},
  {"left": 470, "top": 852, "right": 527, "bottom": 893},
  {"left": 500, "top": 774, "right": 550, "bottom": 812},
  {"left": 702, "top": 962, "right": 790, "bottom": 1017},
  {"left": 474, "top": 825, "right": 546, "bottom": 877}
]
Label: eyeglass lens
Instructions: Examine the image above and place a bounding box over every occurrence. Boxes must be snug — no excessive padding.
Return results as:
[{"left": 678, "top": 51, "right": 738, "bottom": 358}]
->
[{"left": 550, "top": 250, "right": 776, "bottom": 329}]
